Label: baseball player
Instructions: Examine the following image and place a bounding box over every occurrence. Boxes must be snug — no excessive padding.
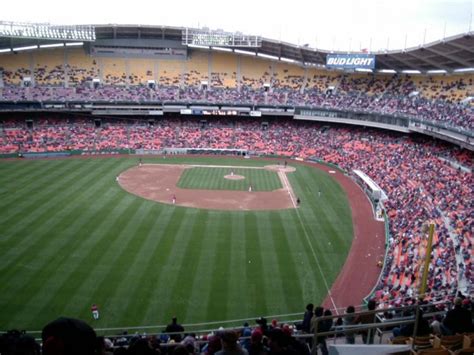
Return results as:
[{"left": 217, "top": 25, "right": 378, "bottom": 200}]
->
[{"left": 91, "top": 304, "right": 99, "bottom": 320}]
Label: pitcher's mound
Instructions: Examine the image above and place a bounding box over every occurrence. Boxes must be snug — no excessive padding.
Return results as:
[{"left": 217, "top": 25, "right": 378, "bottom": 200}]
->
[{"left": 224, "top": 174, "right": 245, "bottom": 180}]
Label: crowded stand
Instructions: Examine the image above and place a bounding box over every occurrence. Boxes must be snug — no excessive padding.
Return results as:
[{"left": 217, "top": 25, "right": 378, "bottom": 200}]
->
[
  {"left": 1, "top": 49, "right": 473, "bottom": 130},
  {"left": 2, "top": 83, "right": 472, "bottom": 130},
  {"left": 0, "top": 116, "right": 472, "bottom": 308},
  {"left": 1, "top": 84, "right": 472, "bottom": 130},
  {"left": 0, "top": 298, "right": 472, "bottom": 354}
]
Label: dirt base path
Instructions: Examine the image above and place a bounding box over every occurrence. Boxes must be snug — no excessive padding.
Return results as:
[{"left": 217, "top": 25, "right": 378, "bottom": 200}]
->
[{"left": 118, "top": 164, "right": 296, "bottom": 211}]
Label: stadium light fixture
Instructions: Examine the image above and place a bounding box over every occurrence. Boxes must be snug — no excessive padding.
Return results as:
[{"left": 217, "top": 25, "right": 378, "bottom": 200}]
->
[
  {"left": 0, "top": 48, "right": 11, "bottom": 53},
  {"left": 257, "top": 53, "right": 279, "bottom": 60},
  {"left": 40, "top": 43, "right": 64, "bottom": 48},
  {"left": 65, "top": 42, "right": 84, "bottom": 47},
  {"left": 378, "top": 69, "right": 397, "bottom": 73},
  {"left": 280, "top": 57, "right": 295, "bottom": 63},
  {"left": 426, "top": 69, "right": 447, "bottom": 74},
  {"left": 188, "top": 44, "right": 210, "bottom": 49},
  {"left": 453, "top": 67, "right": 474, "bottom": 72},
  {"left": 355, "top": 68, "right": 373, "bottom": 72},
  {"left": 13, "top": 45, "right": 38, "bottom": 51},
  {"left": 211, "top": 46, "right": 232, "bottom": 52},
  {"left": 234, "top": 49, "right": 256, "bottom": 56},
  {"left": 402, "top": 70, "right": 421, "bottom": 74}
]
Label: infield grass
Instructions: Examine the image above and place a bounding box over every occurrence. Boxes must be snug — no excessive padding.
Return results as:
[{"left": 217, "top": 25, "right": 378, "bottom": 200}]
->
[
  {"left": 0, "top": 156, "right": 353, "bottom": 333},
  {"left": 177, "top": 167, "right": 282, "bottom": 191}
]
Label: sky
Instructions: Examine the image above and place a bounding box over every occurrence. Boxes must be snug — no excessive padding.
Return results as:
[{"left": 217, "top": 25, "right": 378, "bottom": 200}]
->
[{"left": 2, "top": 0, "right": 473, "bottom": 51}]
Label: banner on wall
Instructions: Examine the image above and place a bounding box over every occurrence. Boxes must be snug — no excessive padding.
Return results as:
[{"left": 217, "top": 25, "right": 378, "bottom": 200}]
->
[{"left": 326, "top": 54, "right": 376, "bottom": 69}]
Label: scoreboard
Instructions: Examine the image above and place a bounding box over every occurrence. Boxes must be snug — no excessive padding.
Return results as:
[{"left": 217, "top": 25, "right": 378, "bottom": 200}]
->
[{"left": 182, "top": 28, "right": 261, "bottom": 47}]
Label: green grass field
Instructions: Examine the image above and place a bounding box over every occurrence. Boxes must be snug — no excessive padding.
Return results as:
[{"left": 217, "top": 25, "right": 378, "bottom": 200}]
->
[
  {"left": 177, "top": 167, "right": 282, "bottom": 191},
  {"left": 0, "top": 156, "right": 353, "bottom": 333}
]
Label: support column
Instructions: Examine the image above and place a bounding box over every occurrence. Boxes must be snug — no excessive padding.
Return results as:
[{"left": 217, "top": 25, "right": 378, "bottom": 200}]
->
[
  {"left": 301, "top": 67, "right": 308, "bottom": 94},
  {"left": 29, "top": 52, "right": 35, "bottom": 87},
  {"left": 208, "top": 51, "right": 212, "bottom": 87},
  {"left": 64, "top": 47, "right": 69, "bottom": 88},
  {"left": 236, "top": 55, "right": 242, "bottom": 91},
  {"left": 154, "top": 60, "right": 159, "bottom": 84},
  {"left": 125, "top": 58, "right": 130, "bottom": 88},
  {"left": 98, "top": 57, "right": 104, "bottom": 82},
  {"left": 180, "top": 60, "right": 185, "bottom": 88},
  {"left": 269, "top": 61, "right": 274, "bottom": 89}
]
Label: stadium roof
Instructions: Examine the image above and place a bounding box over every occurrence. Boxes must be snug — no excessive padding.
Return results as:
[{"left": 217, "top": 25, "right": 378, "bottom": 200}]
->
[{"left": 1, "top": 23, "right": 473, "bottom": 73}]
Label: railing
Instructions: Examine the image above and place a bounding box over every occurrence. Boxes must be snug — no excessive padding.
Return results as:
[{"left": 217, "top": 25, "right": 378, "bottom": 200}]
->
[
  {"left": 13, "top": 301, "right": 456, "bottom": 352},
  {"left": 363, "top": 213, "right": 391, "bottom": 304}
]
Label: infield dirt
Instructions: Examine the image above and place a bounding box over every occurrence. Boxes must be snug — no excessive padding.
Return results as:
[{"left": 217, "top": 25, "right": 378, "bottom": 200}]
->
[{"left": 118, "top": 164, "right": 296, "bottom": 210}]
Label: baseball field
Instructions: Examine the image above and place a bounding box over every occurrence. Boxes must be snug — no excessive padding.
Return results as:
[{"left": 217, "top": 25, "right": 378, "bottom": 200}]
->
[{"left": 0, "top": 155, "right": 355, "bottom": 332}]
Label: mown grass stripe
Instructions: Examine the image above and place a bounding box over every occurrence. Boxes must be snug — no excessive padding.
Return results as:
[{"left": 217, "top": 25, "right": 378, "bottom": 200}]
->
[
  {"left": 0, "top": 160, "right": 49, "bottom": 186},
  {"left": 0, "top": 160, "right": 117, "bottom": 276},
  {"left": 0, "top": 159, "right": 113, "bottom": 233},
  {"left": 2, "top": 188, "right": 128, "bottom": 328},
  {"left": 169, "top": 209, "right": 210, "bottom": 321},
  {"left": 225, "top": 213, "right": 248, "bottom": 320},
  {"left": 38, "top": 194, "right": 143, "bottom": 323},
  {"left": 125, "top": 206, "right": 187, "bottom": 326},
  {"left": 143, "top": 207, "right": 198, "bottom": 323},
  {"left": 244, "top": 213, "right": 268, "bottom": 317},
  {"left": 113, "top": 204, "right": 171, "bottom": 326},
  {"left": 16, "top": 191, "right": 131, "bottom": 325},
  {"left": 182, "top": 211, "right": 221, "bottom": 323},
  {"left": 269, "top": 212, "right": 304, "bottom": 312},
  {"left": 257, "top": 212, "right": 288, "bottom": 315},
  {"left": 74, "top": 200, "right": 154, "bottom": 322},
  {"left": 205, "top": 212, "right": 232, "bottom": 321},
  {"left": 0, "top": 159, "right": 89, "bottom": 226}
]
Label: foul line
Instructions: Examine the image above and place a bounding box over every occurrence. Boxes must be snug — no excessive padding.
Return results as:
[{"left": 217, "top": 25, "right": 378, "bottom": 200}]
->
[
  {"left": 278, "top": 169, "right": 298, "bottom": 208},
  {"left": 272, "top": 165, "right": 338, "bottom": 313},
  {"left": 297, "top": 209, "right": 339, "bottom": 314}
]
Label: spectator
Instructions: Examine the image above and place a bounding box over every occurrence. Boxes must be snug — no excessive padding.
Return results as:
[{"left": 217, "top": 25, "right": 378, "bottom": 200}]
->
[
  {"left": 343, "top": 305, "right": 356, "bottom": 344},
  {"left": 442, "top": 298, "right": 473, "bottom": 334},
  {"left": 354, "top": 300, "right": 377, "bottom": 344},
  {"left": 310, "top": 307, "right": 328, "bottom": 355},
  {"left": 165, "top": 317, "right": 185, "bottom": 343},
  {"left": 301, "top": 303, "right": 314, "bottom": 333},
  {"left": 41, "top": 317, "right": 97, "bottom": 355},
  {"left": 392, "top": 309, "right": 431, "bottom": 338},
  {"left": 215, "top": 330, "right": 248, "bottom": 355}
]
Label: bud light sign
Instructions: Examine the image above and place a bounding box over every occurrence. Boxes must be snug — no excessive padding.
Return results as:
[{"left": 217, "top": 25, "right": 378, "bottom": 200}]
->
[{"left": 326, "top": 54, "right": 376, "bottom": 69}]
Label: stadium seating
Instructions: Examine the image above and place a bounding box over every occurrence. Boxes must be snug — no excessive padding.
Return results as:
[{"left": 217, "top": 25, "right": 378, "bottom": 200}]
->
[
  {"left": 184, "top": 51, "right": 209, "bottom": 87},
  {"left": 66, "top": 48, "right": 100, "bottom": 85},
  {"left": 0, "top": 299, "right": 472, "bottom": 354},
  {"left": 158, "top": 59, "right": 182, "bottom": 87},
  {"left": 211, "top": 52, "right": 238, "bottom": 88},
  {"left": 33, "top": 48, "right": 65, "bottom": 86},
  {"left": 99, "top": 57, "right": 128, "bottom": 86},
  {"left": 240, "top": 55, "right": 272, "bottom": 88},
  {"left": 0, "top": 116, "right": 472, "bottom": 309},
  {"left": 1, "top": 48, "right": 473, "bottom": 130}
]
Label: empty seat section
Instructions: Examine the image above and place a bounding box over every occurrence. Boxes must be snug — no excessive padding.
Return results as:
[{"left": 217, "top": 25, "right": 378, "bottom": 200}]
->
[
  {"left": 211, "top": 52, "right": 237, "bottom": 88},
  {"left": 185, "top": 50, "right": 208, "bottom": 86}
]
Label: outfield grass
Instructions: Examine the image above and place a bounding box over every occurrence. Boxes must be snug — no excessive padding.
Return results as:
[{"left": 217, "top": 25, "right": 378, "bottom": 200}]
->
[
  {"left": 0, "top": 156, "right": 353, "bottom": 332},
  {"left": 177, "top": 167, "right": 282, "bottom": 191}
]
